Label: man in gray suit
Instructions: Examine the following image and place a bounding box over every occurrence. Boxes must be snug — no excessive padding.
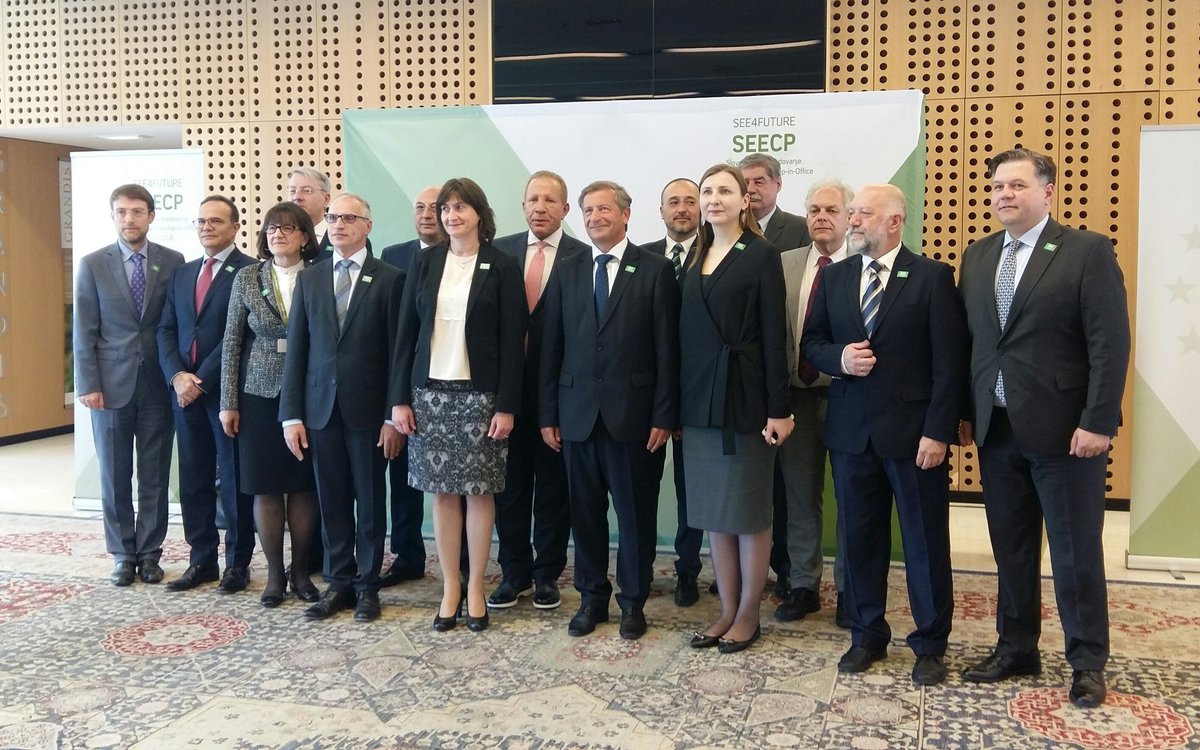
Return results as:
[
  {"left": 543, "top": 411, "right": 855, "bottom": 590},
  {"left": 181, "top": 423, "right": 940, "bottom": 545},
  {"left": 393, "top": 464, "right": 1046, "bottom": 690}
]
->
[
  {"left": 74, "top": 184, "right": 185, "bottom": 587},
  {"left": 776, "top": 180, "right": 852, "bottom": 625},
  {"left": 739, "top": 152, "right": 812, "bottom": 252}
]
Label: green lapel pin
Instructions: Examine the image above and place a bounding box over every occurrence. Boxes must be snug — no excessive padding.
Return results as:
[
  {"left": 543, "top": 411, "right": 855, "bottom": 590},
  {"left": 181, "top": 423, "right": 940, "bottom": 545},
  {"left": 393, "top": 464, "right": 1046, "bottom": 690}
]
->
[
  {"left": 624, "top": 264, "right": 635, "bottom": 273},
  {"left": 361, "top": 275, "right": 373, "bottom": 283},
  {"left": 1043, "top": 242, "right": 1057, "bottom": 252},
  {"left": 480, "top": 262, "right": 491, "bottom": 270},
  {"left": 224, "top": 265, "right": 235, "bottom": 273},
  {"left": 896, "top": 270, "right": 910, "bottom": 278},
  {"left": 733, "top": 241, "right": 747, "bottom": 251}
]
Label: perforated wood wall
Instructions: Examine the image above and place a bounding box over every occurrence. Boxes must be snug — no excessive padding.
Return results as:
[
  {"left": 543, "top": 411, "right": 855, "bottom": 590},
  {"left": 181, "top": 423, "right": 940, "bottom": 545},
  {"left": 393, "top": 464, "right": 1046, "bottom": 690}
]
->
[
  {"left": 0, "top": 0, "right": 492, "bottom": 249},
  {"left": 830, "top": 0, "right": 1200, "bottom": 500}
]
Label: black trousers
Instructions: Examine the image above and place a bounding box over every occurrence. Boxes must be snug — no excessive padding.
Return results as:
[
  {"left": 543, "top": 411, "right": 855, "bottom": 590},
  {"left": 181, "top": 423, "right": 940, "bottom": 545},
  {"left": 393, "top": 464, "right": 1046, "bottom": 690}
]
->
[
  {"left": 564, "top": 418, "right": 660, "bottom": 612},
  {"left": 650, "top": 436, "right": 703, "bottom": 578},
  {"left": 979, "top": 407, "right": 1109, "bottom": 670},
  {"left": 387, "top": 441, "right": 426, "bottom": 574}
]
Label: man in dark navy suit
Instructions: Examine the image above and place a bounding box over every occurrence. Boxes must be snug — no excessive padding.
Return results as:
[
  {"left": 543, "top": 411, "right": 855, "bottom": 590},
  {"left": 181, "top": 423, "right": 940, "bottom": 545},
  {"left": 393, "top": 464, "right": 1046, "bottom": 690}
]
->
[
  {"left": 539, "top": 180, "right": 680, "bottom": 640},
  {"left": 280, "top": 194, "right": 405, "bottom": 622},
  {"left": 377, "top": 184, "right": 443, "bottom": 587},
  {"left": 157, "top": 196, "right": 256, "bottom": 594},
  {"left": 958, "top": 148, "right": 1129, "bottom": 708},
  {"left": 643, "top": 177, "right": 705, "bottom": 607},
  {"left": 803, "top": 184, "right": 968, "bottom": 686},
  {"left": 288, "top": 167, "right": 332, "bottom": 255},
  {"left": 488, "top": 171, "right": 588, "bottom": 611}
]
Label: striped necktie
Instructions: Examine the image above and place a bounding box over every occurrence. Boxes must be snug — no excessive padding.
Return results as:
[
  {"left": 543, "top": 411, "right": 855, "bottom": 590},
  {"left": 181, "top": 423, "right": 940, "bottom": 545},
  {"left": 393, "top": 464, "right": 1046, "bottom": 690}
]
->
[
  {"left": 994, "top": 239, "right": 1021, "bottom": 405},
  {"left": 335, "top": 259, "right": 354, "bottom": 332},
  {"left": 861, "top": 259, "right": 883, "bottom": 337}
]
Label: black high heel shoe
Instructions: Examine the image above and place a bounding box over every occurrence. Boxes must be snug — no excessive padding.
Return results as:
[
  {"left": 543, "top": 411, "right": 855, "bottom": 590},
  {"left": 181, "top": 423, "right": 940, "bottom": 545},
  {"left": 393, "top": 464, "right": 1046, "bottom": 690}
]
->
[
  {"left": 288, "top": 569, "right": 320, "bottom": 603},
  {"left": 465, "top": 596, "right": 489, "bottom": 632},
  {"left": 434, "top": 595, "right": 465, "bottom": 632}
]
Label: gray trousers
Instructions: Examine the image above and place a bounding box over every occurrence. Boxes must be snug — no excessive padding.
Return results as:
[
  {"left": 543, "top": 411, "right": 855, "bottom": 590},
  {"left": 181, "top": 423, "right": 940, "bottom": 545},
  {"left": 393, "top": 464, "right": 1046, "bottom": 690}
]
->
[
  {"left": 777, "top": 386, "right": 844, "bottom": 592},
  {"left": 92, "top": 362, "right": 174, "bottom": 563}
]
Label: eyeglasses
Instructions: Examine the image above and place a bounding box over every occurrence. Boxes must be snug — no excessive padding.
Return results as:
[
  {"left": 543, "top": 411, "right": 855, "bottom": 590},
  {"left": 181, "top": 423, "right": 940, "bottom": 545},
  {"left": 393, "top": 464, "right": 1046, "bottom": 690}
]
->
[
  {"left": 324, "top": 213, "right": 368, "bottom": 225},
  {"left": 265, "top": 224, "right": 298, "bottom": 236},
  {"left": 193, "top": 218, "right": 231, "bottom": 228},
  {"left": 288, "top": 186, "right": 327, "bottom": 197},
  {"left": 113, "top": 208, "right": 149, "bottom": 219}
]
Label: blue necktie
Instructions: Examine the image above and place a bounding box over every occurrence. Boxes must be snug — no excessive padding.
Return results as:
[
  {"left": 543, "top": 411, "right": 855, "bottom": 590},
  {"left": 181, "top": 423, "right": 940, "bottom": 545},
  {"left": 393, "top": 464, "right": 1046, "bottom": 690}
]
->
[
  {"left": 594, "top": 254, "right": 614, "bottom": 323},
  {"left": 861, "top": 260, "right": 883, "bottom": 338},
  {"left": 130, "top": 251, "right": 146, "bottom": 317}
]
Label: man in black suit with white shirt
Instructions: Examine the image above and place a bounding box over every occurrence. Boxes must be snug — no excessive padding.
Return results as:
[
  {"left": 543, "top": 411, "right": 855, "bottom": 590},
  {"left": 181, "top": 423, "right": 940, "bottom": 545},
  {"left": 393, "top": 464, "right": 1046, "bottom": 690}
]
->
[
  {"left": 739, "top": 152, "right": 812, "bottom": 253},
  {"left": 643, "top": 177, "right": 704, "bottom": 607},
  {"left": 539, "top": 180, "right": 680, "bottom": 640},
  {"left": 280, "top": 193, "right": 405, "bottom": 623}
]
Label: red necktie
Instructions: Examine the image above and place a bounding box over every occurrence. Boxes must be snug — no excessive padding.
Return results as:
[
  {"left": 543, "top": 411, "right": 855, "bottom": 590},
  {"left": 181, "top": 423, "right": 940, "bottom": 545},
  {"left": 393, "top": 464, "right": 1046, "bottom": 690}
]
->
[
  {"left": 797, "top": 255, "right": 833, "bottom": 385},
  {"left": 524, "top": 240, "right": 547, "bottom": 312},
  {"left": 191, "top": 257, "right": 216, "bottom": 367}
]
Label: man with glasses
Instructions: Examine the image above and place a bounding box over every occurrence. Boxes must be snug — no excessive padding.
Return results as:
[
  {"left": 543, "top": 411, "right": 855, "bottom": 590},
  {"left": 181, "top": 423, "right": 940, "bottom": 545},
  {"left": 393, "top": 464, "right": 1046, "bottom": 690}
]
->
[
  {"left": 287, "top": 167, "right": 332, "bottom": 255},
  {"left": 281, "top": 194, "right": 406, "bottom": 622},
  {"left": 157, "top": 196, "right": 256, "bottom": 593},
  {"left": 74, "top": 184, "right": 184, "bottom": 587}
]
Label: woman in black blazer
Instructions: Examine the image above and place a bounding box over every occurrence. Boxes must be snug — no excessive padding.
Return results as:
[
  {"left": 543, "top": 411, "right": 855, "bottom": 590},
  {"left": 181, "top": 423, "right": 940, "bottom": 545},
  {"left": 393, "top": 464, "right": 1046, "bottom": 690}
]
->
[
  {"left": 391, "top": 178, "right": 527, "bottom": 632},
  {"left": 679, "top": 164, "right": 793, "bottom": 653}
]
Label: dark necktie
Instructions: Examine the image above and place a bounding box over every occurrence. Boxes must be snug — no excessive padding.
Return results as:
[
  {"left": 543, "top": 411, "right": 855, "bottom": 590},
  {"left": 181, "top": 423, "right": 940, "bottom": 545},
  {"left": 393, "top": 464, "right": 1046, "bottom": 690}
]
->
[
  {"left": 994, "top": 239, "right": 1021, "bottom": 405},
  {"left": 796, "top": 254, "right": 833, "bottom": 385},
  {"left": 129, "top": 251, "right": 146, "bottom": 317},
  {"left": 191, "top": 256, "right": 217, "bottom": 366},
  {"left": 861, "top": 259, "right": 883, "bottom": 338},
  {"left": 670, "top": 243, "right": 683, "bottom": 279},
  {"left": 335, "top": 259, "right": 354, "bottom": 332},
  {"left": 594, "top": 254, "right": 614, "bottom": 323}
]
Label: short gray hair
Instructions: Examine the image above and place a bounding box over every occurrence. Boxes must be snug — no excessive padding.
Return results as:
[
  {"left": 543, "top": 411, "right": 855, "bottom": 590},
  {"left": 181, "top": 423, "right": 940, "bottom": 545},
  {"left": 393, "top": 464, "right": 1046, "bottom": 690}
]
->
[
  {"left": 287, "top": 167, "right": 331, "bottom": 193},
  {"left": 578, "top": 180, "right": 632, "bottom": 212},
  {"left": 331, "top": 192, "right": 371, "bottom": 218},
  {"left": 805, "top": 179, "right": 854, "bottom": 209},
  {"left": 737, "top": 153, "right": 781, "bottom": 180}
]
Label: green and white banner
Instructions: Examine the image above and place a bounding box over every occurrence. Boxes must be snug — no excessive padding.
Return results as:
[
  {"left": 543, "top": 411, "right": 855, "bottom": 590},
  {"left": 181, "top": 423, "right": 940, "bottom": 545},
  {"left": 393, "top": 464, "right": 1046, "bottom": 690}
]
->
[
  {"left": 345, "top": 92, "right": 926, "bottom": 546},
  {"left": 345, "top": 91, "right": 926, "bottom": 250},
  {"left": 1129, "top": 126, "right": 1200, "bottom": 570}
]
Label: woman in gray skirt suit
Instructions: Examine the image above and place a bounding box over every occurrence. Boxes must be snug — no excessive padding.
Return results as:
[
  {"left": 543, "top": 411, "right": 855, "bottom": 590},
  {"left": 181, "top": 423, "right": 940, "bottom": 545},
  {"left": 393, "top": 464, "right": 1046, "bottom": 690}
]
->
[
  {"left": 391, "top": 178, "right": 527, "bottom": 632},
  {"left": 220, "top": 202, "right": 321, "bottom": 607},
  {"left": 679, "top": 164, "right": 793, "bottom": 652}
]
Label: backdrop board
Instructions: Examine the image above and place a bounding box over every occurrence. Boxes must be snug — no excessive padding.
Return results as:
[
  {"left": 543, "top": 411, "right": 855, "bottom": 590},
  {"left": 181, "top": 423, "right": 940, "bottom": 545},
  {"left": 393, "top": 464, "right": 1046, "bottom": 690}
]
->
[
  {"left": 345, "top": 91, "right": 927, "bottom": 546},
  {"left": 1128, "top": 126, "right": 1200, "bottom": 572},
  {"left": 70, "top": 149, "right": 206, "bottom": 511}
]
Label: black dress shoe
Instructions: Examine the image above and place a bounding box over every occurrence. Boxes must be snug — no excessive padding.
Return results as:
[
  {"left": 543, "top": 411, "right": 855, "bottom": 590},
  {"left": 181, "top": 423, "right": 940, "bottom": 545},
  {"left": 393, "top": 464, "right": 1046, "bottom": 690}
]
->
[
  {"left": 304, "top": 588, "right": 356, "bottom": 620},
  {"left": 689, "top": 631, "right": 721, "bottom": 649},
  {"left": 466, "top": 611, "right": 490, "bottom": 632},
  {"left": 378, "top": 562, "right": 424, "bottom": 588},
  {"left": 288, "top": 569, "right": 320, "bottom": 602},
  {"left": 674, "top": 575, "right": 699, "bottom": 607},
  {"left": 619, "top": 608, "right": 647, "bottom": 640},
  {"left": 912, "top": 655, "right": 948, "bottom": 685},
  {"left": 137, "top": 560, "right": 164, "bottom": 584},
  {"left": 354, "top": 591, "right": 381, "bottom": 622},
  {"left": 486, "top": 580, "right": 533, "bottom": 609},
  {"left": 717, "top": 624, "right": 762, "bottom": 654},
  {"left": 961, "top": 649, "right": 1042, "bottom": 683},
  {"left": 835, "top": 592, "right": 852, "bottom": 629},
  {"left": 111, "top": 561, "right": 136, "bottom": 587},
  {"left": 260, "top": 591, "right": 285, "bottom": 608},
  {"left": 772, "top": 578, "right": 790, "bottom": 598},
  {"left": 774, "top": 587, "right": 820, "bottom": 622},
  {"left": 433, "top": 595, "right": 464, "bottom": 631},
  {"left": 532, "top": 581, "right": 561, "bottom": 610},
  {"left": 567, "top": 605, "right": 609, "bottom": 637},
  {"left": 217, "top": 566, "right": 250, "bottom": 594},
  {"left": 838, "top": 645, "right": 888, "bottom": 673},
  {"left": 1070, "top": 669, "right": 1106, "bottom": 708},
  {"left": 165, "top": 564, "right": 220, "bottom": 591}
]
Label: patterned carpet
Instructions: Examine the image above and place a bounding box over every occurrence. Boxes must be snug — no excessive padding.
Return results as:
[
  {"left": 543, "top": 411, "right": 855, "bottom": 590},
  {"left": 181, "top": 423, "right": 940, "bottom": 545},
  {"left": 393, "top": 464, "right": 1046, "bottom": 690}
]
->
[{"left": 0, "top": 512, "right": 1197, "bottom": 749}]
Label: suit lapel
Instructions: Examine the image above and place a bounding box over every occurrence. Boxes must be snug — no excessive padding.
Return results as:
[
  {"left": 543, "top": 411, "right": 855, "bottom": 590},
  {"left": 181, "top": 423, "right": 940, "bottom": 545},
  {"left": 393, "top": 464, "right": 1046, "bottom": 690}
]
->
[
  {"left": 871, "top": 247, "right": 912, "bottom": 336},
  {"left": 1004, "top": 220, "right": 1063, "bottom": 334},
  {"left": 465, "top": 245, "right": 494, "bottom": 321},
  {"left": 340, "top": 254, "right": 378, "bottom": 336},
  {"left": 257, "top": 261, "right": 284, "bottom": 323},
  {"left": 598, "top": 243, "right": 640, "bottom": 332},
  {"left": 783, "top": 246, "right": 810, "bottom": 339},
  {"left": 102, "top": 245, "right": 140, "bottom": 318},
  {"left": 977, "top": 234, "right": 1006, "bottom": 334},
  {"left": 197, "top": 249, "right": 241, "bottom": 317}
]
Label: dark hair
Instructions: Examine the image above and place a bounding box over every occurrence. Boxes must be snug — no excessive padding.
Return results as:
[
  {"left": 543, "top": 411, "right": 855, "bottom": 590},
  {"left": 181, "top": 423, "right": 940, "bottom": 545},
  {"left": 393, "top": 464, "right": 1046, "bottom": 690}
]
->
[
  {"left": 987, "top": 147, "right": 1057, "bottom": 185},
  {"left": 688, "top": 164, "right": 764, "bottom": 272},
  {"left": 200, "top": 194, "right": 240, "bottom": 224},
  {"left": 437, "top": 178, "right": 496, "bottom": 245},
  {"left": 660, "top": 177, "right": 699, "bottom": 205},
  {"left": 737, "top": 153, "right": 782, "bottom": 180},
  {"left": 256, "top": 202, "right": 319, "bottom": 262},
  {"left": 110, "top": 184, "right": 155, "bottom": 212}
]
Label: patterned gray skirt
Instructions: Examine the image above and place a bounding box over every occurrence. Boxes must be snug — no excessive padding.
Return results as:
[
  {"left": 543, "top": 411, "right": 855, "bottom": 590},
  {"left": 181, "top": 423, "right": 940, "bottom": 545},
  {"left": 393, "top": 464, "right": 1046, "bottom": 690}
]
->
[{"left": 408, "top": 380, "right": 508, "bottom": 495}]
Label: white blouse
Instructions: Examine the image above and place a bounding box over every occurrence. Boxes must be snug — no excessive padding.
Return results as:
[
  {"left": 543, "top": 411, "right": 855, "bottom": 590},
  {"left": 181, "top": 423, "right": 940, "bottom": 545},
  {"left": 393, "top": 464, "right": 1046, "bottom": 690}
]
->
[
  {"left": 272, "top": 261, "right": 302, "bottom": 317},
  {"left": 429, "top": 254, "right": 477, "bottom": 380}
]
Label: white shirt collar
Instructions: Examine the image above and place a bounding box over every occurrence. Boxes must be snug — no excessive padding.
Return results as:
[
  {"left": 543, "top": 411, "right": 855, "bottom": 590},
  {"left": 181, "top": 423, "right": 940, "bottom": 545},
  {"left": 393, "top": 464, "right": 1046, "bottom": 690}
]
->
[
  {"left": 862, "top": 243, "right": 903, "bottom": 272},
  {"left": 592, "top": 237, "right": 629, "bottom": 261},
  {"left": 1005, "top": 214, "right": 1051, "bottom": 251},
  {"left": 527, "top": 227, "right": 564, "bottom": 249},
  {"left": 333, "top": 246, "right": 370, "bottom": 267}
]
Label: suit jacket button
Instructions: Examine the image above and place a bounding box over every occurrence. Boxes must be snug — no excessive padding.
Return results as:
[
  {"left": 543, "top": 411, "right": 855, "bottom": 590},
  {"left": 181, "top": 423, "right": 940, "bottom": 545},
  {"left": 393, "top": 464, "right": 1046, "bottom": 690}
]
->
[
  {"left": 597, "top": 377, "right": 604, "bottom": 383},
  {"left": 595, "top": 345, "right": 603, "bottom": 352}
]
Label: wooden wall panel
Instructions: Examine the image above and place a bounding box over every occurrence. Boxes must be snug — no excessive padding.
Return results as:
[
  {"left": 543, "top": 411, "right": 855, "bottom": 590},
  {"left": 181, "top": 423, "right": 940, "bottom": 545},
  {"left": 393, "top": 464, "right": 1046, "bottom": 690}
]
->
[
  {"left": 1, "top": 1, "right": 61, "bottom": 126},
  {"left": 827, "top": 0, "right": 876, "bottom": 92},
  {"left": 119, "top": 0, "right": 181, "bottom": 123},
  {"left": 1162, "top": 0, "right": 1200, "bottom": 89},
  {"left": 966, "top": 1, "right": 1060, "bottom": 96},
  {"left": 1160, "top": 90, "right": 1200, "bottom": 123},
  {"left": 180, "top": 0, "right": 249, "bottom": 122},
  {"left": 1062, "top": 0, "right": 1160, "bottom": 93},
  {"left": 61, "top": 1, "right": 120, "bottom": 124},
  {"left": 875, "top": 0, "right": 965, "bottom": 98}
]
